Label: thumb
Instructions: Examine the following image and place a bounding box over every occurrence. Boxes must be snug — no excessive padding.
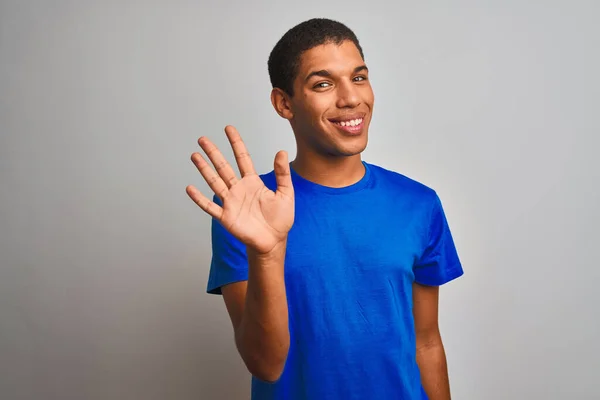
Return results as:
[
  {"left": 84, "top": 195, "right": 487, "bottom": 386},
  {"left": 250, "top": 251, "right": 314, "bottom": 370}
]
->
[{"left": 274, "top": 150, "right": 293, "bottom": 198}]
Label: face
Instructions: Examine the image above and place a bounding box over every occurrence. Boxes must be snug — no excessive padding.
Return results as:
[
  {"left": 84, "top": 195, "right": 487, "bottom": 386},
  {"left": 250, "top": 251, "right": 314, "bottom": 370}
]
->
[{"left": 274, "top": 40, "right": 375, "bottom": 158}]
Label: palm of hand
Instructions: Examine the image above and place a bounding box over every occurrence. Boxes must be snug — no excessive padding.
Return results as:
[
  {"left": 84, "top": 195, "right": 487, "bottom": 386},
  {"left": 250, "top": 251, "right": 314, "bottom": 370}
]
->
[
  {"left": 187, "top": 126, "right": 295, "bottom": 255},
  {"left": 221, "top": 175, "right": 294, "bottom": 254}
]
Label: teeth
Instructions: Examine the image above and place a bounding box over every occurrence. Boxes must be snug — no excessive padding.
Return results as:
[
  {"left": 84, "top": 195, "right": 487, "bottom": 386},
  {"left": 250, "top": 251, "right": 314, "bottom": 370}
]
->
[{"left": 336, "top": 118, "right": 363, "bottom": 127}]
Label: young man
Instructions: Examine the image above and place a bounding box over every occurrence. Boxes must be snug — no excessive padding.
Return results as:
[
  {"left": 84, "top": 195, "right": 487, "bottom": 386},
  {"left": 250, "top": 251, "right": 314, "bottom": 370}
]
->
[{"left": 187, "top": 18, "right": 463, "bottom": 400}]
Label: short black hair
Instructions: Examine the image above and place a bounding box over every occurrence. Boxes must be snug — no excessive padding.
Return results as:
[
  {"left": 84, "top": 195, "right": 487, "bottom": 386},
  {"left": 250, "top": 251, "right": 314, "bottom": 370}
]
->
[{"left": 267, "top": 18, "right": 364, "bottom": 97}]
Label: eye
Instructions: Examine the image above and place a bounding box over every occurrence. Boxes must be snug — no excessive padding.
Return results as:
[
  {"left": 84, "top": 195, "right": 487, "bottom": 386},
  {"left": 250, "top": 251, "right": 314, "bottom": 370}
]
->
[
  {"left": 314, "top": 82, "right": 332, "bottom": 89},
  {"left": 354, "top": 75, "right": 368, "bottom": 82}
]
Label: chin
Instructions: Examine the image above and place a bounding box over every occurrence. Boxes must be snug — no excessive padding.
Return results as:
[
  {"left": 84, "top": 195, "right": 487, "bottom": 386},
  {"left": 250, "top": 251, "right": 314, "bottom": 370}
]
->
[
  {"left": 301, "top": 124, "right": 369, "bottom": 157},
  {"left": 334, "top": 140, "right": 369, "bottom": 157}
]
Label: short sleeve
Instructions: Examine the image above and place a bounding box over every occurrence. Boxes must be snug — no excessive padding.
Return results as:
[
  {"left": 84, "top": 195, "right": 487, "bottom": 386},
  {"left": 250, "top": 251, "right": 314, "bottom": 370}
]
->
[
  {"left": 206, "top": 195, "right": 249, "bottom": 295},
  {"left": 413, "top": 193, "right": 464, "bottom": 286}
]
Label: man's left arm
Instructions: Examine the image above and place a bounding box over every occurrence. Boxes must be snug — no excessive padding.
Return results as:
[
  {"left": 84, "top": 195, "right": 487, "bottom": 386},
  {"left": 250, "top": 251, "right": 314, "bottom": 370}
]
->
[{"left": 413, "top": 282, "right": 451, "bottom": 400}]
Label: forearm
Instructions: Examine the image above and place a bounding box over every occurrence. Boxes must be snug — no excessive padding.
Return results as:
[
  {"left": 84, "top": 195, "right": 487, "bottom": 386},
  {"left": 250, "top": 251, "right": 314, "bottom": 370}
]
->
[
  {"left": 236, "top": 240, "right": 290, "bottom": 382},
  {"left": 416, "top": 337, "right": 451, "bottom": 400}
]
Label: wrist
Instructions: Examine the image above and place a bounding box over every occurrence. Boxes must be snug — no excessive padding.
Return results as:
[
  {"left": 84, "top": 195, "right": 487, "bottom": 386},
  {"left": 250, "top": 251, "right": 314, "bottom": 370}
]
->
[{"left": 247, "top": 238, "right": 287, "bottom": 262}]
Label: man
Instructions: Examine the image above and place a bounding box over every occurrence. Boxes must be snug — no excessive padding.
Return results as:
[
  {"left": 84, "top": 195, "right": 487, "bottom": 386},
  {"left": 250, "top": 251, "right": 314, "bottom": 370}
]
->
[{"left": 186, "top": 18, "right": 463, "bottom": 400}]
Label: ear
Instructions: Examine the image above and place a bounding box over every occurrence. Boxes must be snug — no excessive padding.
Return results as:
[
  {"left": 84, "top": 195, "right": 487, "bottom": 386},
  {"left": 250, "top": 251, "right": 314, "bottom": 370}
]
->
[{"left": 270, "top": 88, "right": 294, "bottom": 120}]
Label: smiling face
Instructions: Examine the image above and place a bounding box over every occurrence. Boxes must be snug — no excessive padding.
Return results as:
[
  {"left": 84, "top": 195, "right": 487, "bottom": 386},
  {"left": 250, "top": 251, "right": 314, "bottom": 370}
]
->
[{"left": 272, "top": 40, "right": 375, "bottom": 159}]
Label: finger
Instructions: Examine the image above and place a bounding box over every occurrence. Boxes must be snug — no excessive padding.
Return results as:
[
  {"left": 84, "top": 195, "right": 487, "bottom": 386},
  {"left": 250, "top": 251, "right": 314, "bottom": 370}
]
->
[
  {"left": 273, "top": 150, "right": 294, "bottom": 198},
  {"left": 191, "top": 152, "right": 229, "bottom": 200},
  {"left": 186, "top": 185, "right": 223, "bottom": 220},
  {"left": 224, "top": 125, "right": 256, "bottom": 177},
  {"left": 198, "top": 136, "right": 238, "bottom": 188}
]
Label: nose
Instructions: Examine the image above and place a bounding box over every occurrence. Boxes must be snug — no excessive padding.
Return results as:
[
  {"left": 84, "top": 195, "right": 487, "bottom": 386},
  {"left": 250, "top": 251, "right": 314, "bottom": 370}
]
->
[{"left": 335, "top": 80, "right": 360, "bottom": 109}]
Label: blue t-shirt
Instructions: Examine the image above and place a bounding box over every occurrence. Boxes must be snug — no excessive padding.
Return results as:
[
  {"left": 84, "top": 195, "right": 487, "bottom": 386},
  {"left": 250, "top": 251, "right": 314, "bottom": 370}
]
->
[{"left": 207, "top": 161, "right": 463, "bottom": 400}]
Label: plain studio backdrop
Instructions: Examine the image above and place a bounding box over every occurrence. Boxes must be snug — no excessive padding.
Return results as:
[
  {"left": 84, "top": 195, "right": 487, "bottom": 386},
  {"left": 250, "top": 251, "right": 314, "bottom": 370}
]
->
[{"left": 1, "top": 1, "right": 598, "bottom": 399}]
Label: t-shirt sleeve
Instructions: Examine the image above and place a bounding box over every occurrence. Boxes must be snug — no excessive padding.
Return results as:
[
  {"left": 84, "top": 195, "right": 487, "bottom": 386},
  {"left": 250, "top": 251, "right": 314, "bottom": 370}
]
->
[
  {"left": 206, "top": 195, "right": 249, "bottom": 295},
  {"left": 413, "top": 192, "right": 464, "bottom": 286}
]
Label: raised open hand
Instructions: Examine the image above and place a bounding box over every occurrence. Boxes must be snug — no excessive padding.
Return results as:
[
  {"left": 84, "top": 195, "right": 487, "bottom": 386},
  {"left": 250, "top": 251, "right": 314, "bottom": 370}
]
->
[{"left": 186, "top": 126, "right": 295, "bottom": 255}]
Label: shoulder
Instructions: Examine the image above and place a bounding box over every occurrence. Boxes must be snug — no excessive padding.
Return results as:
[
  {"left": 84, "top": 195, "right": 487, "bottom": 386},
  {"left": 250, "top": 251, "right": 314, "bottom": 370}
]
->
[{"left": 366, "top": 162, "right": 438, "bottom": 202}]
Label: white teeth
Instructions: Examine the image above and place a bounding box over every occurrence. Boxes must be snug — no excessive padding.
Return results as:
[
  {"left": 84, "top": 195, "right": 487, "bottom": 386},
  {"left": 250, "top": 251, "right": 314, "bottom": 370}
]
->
[{"left": 335, "top": 118, "right": 363, "bottom": 127}]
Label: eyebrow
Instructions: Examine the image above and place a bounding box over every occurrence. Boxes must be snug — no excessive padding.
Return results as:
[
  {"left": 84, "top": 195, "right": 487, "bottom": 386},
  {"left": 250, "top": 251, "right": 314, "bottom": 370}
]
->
[{"left": 304, "top": 65, "right": 369, "bottom": 82}]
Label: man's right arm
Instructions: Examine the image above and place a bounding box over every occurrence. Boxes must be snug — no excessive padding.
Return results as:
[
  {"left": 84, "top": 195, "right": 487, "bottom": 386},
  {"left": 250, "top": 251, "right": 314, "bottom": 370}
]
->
[
  {"left": 186, "top": 126, "right": 294, "bottom": 382},
  {"left": 221, "top": 239, "right": 290, "bottom": 383}
]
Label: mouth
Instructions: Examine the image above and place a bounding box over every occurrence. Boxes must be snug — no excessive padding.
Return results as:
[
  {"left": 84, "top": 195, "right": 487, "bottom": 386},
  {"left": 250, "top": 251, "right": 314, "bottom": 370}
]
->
[{"left": 328, "top": 115, "right": 366, "bottom": 136}]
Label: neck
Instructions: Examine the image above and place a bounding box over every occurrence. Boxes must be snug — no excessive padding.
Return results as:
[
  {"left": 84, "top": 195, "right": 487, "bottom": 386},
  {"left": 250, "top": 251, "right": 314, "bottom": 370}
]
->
[{"left": 291, "top": 151, "right": 366, "bottom": 188}]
